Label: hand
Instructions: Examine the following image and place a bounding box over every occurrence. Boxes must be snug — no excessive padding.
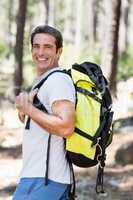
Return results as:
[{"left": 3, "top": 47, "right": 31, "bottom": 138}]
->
[
  {"left": 15, "top": 89, "right": 38, "bottom": 115},
  {"left": 18, "top": 111, "right": 25, "bottom": 123},
  {"left": 28, "top": 88, "right": 38, "bottom": 103},
  {"left": 16, "top": 92, "right": 30, "bottom": 115}
]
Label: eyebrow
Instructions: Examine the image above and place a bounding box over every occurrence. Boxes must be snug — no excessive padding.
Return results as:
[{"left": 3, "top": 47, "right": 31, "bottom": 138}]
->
[{"left": 32, "top": 43, "right": 54, "bottom": 48}]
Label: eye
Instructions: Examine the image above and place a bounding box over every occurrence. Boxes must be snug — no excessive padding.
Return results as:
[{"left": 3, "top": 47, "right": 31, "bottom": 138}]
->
[
  {"left": 45, "top": 44, "right": 53, "bottom": 49},
  {"left": 32, "top": 44, "right": 39, "bottom": 49}
]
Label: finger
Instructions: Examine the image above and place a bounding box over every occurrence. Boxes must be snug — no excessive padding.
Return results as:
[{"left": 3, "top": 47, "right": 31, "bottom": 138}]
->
[
  {"left": 32, "top": 88, "right": 38, "bottom": 94},
  {"left": 19, "top": 92, "right": 29, "bottom": 103},
  {"left": 15, "top": 95, "right": 20, "bottom": 104},
  {"left": 29, "top": 89, "right": 38, "bottom": 102}
]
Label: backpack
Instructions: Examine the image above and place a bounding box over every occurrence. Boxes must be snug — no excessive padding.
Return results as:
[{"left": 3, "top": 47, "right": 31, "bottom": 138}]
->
[
  {"left": 65, "top": 62, "right": 114, "bottom": 197},
  {"left": 25, "top": 61, "right": 114, "bottom": 198}
]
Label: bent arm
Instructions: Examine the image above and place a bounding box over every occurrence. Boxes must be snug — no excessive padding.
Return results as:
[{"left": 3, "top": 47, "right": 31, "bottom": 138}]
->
[{"left": 26, "top": 100, "right": 75, "bottom": 138}]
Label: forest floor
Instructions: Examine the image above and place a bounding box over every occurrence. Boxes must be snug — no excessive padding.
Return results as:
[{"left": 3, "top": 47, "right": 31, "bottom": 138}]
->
[
  {"left": 0, "top": 114, "right": 133, "bottom": 200},
  {"left": 0, "top": 112, "right": 133, "bottom": 200},
  {"left": 0, "top": 78, "right": 133, "bottom": 200}
]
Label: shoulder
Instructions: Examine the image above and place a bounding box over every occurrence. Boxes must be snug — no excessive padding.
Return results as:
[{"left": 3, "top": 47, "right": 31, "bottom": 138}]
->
[
  {"left": 37, "top": 70, "right": 76, "bottom": 109},
  {"left": 46, "top": 70, "right": 75, "bottom": 105},
  {"left": 47, "top": 70, "right": 73, "bottom": 85},
  {"left": 44, "top": 70, "right": 74, "bottom": 91}
]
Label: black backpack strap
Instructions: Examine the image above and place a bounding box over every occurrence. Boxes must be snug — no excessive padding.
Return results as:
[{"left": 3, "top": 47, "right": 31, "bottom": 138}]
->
[
  {"left": 67, "top": 154, "right": 77, "bottom": 200},
  {"left": 95, "top": 124, "right": 107, "bottom": 194},
  {"left": 94, "top": 110, "right": 114, "bottom": 194},
  {"left": 44, "top": 134, "right": 51, "bottom": 185},
  {"left": 76, "top": 87, "right": 102, "bottom": 104},
  {"left": 25, "top": 95, "right": 48, "bottom": 129},
  {"left": 102, "top": 87, "right": 113, "bottom": 109},
  {"left": 95, "top": 164, "right": 105, "bottom": 193}
]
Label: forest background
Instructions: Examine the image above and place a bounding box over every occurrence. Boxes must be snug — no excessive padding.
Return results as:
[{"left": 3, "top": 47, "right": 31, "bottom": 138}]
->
[{"left": 0, "top": 0, "right": 133, "bottom": 200}]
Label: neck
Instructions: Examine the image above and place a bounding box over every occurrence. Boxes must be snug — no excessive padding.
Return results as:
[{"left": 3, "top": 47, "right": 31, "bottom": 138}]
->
[{"left": 37, "top": 65, "right": 60, "bottom": 76}]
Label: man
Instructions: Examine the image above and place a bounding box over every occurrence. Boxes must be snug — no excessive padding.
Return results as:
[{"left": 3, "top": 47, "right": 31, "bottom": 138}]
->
[{"left": 13, "top": 25, "right": 76, "bottom": 200}]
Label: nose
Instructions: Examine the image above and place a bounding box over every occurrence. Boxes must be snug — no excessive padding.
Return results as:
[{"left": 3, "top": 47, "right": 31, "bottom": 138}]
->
[{"left": 38, "top": 47, "right": 45, "bottom": 56}]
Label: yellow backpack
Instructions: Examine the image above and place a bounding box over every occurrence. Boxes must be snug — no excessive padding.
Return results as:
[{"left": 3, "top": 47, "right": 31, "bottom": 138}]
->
[{"left": 66, "top": 62, "right": 113, "bottom": 163}]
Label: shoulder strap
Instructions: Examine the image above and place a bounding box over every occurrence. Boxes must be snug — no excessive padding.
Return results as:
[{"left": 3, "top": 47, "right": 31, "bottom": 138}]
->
[{"left": 33, "top": 69, "right": 67, "bottom": 90}]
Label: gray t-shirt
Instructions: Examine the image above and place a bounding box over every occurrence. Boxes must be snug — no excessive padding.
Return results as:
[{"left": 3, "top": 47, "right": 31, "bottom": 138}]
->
[{"left": 20, "top": 68, "right": 75, "bottom": 184}]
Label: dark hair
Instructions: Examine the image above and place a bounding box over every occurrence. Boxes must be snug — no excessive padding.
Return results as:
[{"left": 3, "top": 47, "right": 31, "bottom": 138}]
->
[{"left": 30, "top": 25, "right": 63, "bottom": 49}]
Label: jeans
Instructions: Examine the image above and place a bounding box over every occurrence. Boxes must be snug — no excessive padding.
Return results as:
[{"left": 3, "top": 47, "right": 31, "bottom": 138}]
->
[{"left": 12, "top": 178, "right": 70, "bottom": 200}]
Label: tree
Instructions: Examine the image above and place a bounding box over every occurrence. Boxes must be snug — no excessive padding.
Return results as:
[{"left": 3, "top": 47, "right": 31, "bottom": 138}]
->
[
  {"left": 14, "top": 0, "right": 28, "bottom": 95},
  {"left": 6, "top": 0, "right": 14, "bottom": 58},
  {"left": 63, "top": 0, "right": 74, "bottom": 43},
  {"left": 48, "top": 0, "right": 55, "bottom": 26},
  {"left": 119, "top": 0, "right": 131, "bottom": 55},
  {"left": 86, "top": 0, "right": 98, "bottom": 45},
  {"left": 43, "top": 0, "right": 49, "bottom": 24},
  {"left": 0, "top": 0, "right": 3, "bottom": 16},
  {"left": 74, "top": 0, "right": 83, "bottom": 59},
  {"left": 101, "top": 0, "right": 121, "bottom": 96}
]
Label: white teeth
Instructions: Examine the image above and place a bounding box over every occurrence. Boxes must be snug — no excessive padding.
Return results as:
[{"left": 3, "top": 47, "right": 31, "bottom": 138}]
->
[{"left": 38, "top": 58, "right": 47, "bottom": 61}]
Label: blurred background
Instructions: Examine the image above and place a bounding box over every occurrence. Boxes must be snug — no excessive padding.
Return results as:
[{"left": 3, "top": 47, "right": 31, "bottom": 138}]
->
[{"left": 0, "top": 0, "right": 133, "bottom": 199}]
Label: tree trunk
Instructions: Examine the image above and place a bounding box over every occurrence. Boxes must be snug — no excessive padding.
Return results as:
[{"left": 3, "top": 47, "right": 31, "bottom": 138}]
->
[
  {"left": 101, "top": 0, "right": 121, "bottom": 96},
  {"left": 43, "top": 0, "right": 49, "bottom": 24},
  {"left": 0, "top": 0, "right": 2, "bottom": 15},
  {"left": 63, "top": 0, "right": 74, "bottom": 43},
  {"left": 74, "top": 0, "right": 83, "bottom": 59},
  {"left": 14, "top": 0, "right": 27, "bottom": 95},
  {"left": 48, "top": 0, "right": 55, "bottom": 26},
  {"left": 87, "top": 0, "right": 98, "bottom": 44},
  {"left": 119, "top": 0, "right": 130, "bottom": 55},
  {"left": 6, "top": 0, "right": 14, "bottom": 58}
]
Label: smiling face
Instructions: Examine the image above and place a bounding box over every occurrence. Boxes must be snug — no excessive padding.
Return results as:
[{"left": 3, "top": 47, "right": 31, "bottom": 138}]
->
[{"left": 32, "top": 33, "right": 62, "bottom": 75}]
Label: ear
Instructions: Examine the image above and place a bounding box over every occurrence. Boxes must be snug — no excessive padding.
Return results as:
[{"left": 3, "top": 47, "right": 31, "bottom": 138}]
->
[{"left": 57, "top": 48, "right": 63, "bottom": 58}]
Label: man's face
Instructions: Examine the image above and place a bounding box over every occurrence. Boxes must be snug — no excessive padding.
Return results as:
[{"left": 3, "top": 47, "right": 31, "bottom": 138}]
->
[{"left": 32, "top": 33, "right": 62, "bottom": 75}]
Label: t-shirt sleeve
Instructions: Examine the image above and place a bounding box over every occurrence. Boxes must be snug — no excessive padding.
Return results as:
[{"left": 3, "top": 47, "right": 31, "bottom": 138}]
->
[{"left": 45, "top": 73, "right": 76, "bottom": 108}]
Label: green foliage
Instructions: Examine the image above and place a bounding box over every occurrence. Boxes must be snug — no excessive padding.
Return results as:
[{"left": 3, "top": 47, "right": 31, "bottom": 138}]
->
[
  {"left": 79, "top": 44, "right": 133, "bottom": 82},
  {"left": 60, "top": 43, "right": 76, "bottom": 68},
  {"left": 0, "top": 42, "right": 7, "bottom": 57},
  {"left": 0, "top": 0, "right": 133, "bottom": 91},
  {"left": 55, "top": 1, "right": 66, "bottom": 32},
  {"left": 2, "top": 0, "right": 18, "bottom": 24},
  {"left": 60, "top": 42, "right": 102, "bottom": 70},
  {"left": 23, "top": 49, "right": 35, "bottom": 87},
  {"left": 79, "top": 44, "right": 101, "bottom": 65},
  {"left": 27, "top": 0, "right": 39, "bottom": 19},
  {"left": 23, "top": 63, "right": 35, "bottom": 88},
  {"left": 117, "top": 46, "right": 133, "bottom": 81}
]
